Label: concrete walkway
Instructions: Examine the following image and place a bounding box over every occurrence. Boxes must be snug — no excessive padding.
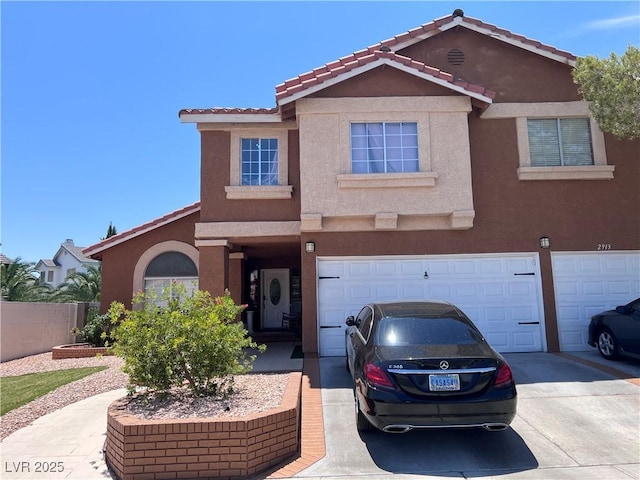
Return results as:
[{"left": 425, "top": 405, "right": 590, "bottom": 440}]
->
[{"left": 0, "top": 389, "right": 126, "bottom": 479}]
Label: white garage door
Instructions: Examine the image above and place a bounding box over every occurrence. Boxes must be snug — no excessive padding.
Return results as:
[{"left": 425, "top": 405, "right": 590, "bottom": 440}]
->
[
  {"left": 317, "top": 254, "right": 545, "bottom": 356},
  {"left": 552, "top": 251, "right": 640, "bottom": 352}
]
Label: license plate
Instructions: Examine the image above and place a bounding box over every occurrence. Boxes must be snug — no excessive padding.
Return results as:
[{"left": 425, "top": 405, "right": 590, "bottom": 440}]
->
[{"left": 429, "top": 374, "right": 460, "bottom": 391}]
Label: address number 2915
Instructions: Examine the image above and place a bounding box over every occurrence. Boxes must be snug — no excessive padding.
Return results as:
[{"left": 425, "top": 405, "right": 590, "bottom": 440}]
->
[{"left": 597, "top": 244, "right": 612, "bottom": 251}]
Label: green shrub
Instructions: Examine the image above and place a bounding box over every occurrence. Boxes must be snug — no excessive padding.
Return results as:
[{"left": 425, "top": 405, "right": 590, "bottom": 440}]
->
[
  {"left": 108, "top": 286, "right": 265, "bottom": 397},
  {"left": 72, "top": 306, "right": 115, "bottom": 347}
]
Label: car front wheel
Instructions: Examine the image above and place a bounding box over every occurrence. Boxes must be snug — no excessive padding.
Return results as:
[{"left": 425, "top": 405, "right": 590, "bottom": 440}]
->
[{"left": 597, "top": 329, "right": 619, "bottom": 360}]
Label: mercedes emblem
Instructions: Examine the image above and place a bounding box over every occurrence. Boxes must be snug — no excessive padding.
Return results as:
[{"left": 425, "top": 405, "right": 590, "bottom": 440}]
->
[{"left": 439, "top": 360, "right": 450, "bottom": 370}]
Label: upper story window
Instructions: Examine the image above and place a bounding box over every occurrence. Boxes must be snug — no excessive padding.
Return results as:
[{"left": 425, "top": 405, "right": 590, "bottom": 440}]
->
[
  {"left": 527, "top": 118, "right": 593, "bottom": 167},
  {"left": 226, "top": 129, "right": 293, "bottom": 199},
  {"left": 241, "top": 138, "right": 278, "bottom": 186},
  {"left": 481, "top": 102, "right": 614, "bottom": 181},
  {"left": 350, "top": 122, "right": 418, "bottom": 174}
]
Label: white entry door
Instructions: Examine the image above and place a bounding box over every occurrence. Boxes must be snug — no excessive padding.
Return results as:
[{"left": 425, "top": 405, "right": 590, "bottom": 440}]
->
[{"left": 262, "top": 269, "right": 290, "bottom": 329}]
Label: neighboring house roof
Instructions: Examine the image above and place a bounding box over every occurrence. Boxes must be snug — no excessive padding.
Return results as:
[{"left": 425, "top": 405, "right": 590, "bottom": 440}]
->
[
  {"left": 36, "top": 259, "right": 57, "bottom": 268},
  {"left": 36, "top": 240, "right": 99, "bottom": 271},
  {"left": 179, "top": 10, "right": 575, "bottom": 122},
  {"left": 59, "top": 241, "right": 98, "bottom": 264},
  {"left": 83, "top": 201, "right": 201, "bottom": 258},
  {"left": 0, "top": 254, "right": 13, "bottom": 265},
  {"left": 53, "top": 239, "right": 99, "bottom": 266}
]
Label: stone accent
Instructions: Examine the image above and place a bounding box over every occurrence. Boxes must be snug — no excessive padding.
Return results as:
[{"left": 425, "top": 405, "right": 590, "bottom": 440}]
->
[{"left": 105, "top": 372, "right": 301, "bottom": 480}]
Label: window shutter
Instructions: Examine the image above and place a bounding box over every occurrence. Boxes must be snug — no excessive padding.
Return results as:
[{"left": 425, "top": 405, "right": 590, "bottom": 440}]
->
[{"left": 560, "top": 118, "right": 593, "bottom": 166}]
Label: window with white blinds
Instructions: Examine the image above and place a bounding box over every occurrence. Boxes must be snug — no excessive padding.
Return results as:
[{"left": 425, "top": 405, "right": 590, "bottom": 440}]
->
[{"left": 527, "top": 118, "right": 594, "bottom": 167}]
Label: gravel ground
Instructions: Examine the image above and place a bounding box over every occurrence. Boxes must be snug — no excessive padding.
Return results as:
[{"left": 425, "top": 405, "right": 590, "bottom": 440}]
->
[
  {"left": 0, "top": 353, "right": 128, "bottom": 441},
  {"left": 0, "top": 352, "right": 288, "bottom": 441}
]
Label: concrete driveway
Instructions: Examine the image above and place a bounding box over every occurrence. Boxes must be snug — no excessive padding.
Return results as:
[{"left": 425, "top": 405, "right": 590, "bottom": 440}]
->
[{"left": 297, "top": 352, "right": 640, "bottom": 480}]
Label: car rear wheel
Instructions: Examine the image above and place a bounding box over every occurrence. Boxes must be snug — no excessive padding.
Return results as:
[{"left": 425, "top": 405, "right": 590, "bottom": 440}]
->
[
  {"left": 354, "top": 389, "right": 373, "bottom": 431},
  {"left": 597, "top": 329, "right": 619, "bottom": 360}
]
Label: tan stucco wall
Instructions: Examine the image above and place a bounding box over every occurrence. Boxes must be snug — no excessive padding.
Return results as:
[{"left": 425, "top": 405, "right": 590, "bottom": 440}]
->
[
  {"left": 297, "top": 96, "right": 475, "bottom": 231},
  {"left": 1, "top": 302, "right": 83, "bottom": 362}
]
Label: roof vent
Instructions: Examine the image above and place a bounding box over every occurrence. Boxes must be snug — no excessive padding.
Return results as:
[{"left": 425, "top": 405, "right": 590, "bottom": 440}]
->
[
  {"left": 453, "top": 8, "right": 464, "bottom": 17},
  {"left": 447, "top": 48, "right": 466, "bottom": 66}
]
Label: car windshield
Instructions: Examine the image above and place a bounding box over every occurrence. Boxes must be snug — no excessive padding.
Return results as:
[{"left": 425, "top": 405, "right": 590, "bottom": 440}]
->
[{"left": 375, "top": 316, "right": 484, "bottom": 346}]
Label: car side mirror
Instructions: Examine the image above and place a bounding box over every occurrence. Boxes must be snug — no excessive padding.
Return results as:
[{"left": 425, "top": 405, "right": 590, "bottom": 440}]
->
[
  {"left": 615, "top": 305, "right": 629, "bottom": 315},
  {"left": 346, "top": 316, "right": 356, "bottom": 326}
]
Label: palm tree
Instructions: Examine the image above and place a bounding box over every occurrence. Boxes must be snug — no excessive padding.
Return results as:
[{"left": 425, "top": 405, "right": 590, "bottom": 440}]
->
[
  {"left": 1, "top": 258, "right": 52, "bottom": 301},
  {"left": 52, "top": 265, "right": 101, "bottom": 303}
]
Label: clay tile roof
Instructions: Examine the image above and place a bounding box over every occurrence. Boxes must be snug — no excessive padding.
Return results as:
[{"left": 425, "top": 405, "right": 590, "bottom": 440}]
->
[
  {"left": 276, "top": 50, "right": 496, "bottom": 103},
  {"left": 181, "top": 12, "right": 573, "bottom": 118},
  {"left": 83, "top": 201, "right": 201, "bottom": 258},
  {"left": 178, "top": 107, "right": 278, "bottom": 117}
]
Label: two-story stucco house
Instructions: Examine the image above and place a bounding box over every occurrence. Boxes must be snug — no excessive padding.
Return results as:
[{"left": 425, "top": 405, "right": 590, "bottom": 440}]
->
[
  {"left": 84, "top": 11, "right": 640, "bottom": 357},
  {"left": 36, "top": 239, "right": 100, "bottom": 288}
]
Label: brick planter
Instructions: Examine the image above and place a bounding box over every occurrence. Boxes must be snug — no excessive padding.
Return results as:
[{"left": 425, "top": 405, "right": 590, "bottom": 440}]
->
[
  {"left": 105, "top": 372, "right": 302, "bottom": 480},
  {"left": 51, "top": 343, "right": 111, "bottom": 359}
]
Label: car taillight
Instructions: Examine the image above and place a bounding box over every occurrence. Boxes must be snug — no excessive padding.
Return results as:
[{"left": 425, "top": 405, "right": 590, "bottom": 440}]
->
[
  {"left": 494, "top": 363, "right": 514, "bottom": 389},
  {"left": 365, "top": 363, "right": 395, "bottom": 390}
]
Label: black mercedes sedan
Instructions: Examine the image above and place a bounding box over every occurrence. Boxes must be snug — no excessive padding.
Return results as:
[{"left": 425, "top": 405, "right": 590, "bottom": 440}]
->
[{"left": 345, "top": 301, "right": 517, "bottom": 433}]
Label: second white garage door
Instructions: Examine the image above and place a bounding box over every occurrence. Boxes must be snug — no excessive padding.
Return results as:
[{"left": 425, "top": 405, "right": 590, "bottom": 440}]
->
[
  {"left": 552, "top": 251, "right": 640, "bottom": 351},
  {"left": 317, "top": 254, "right": 545, "bottom": 356}
]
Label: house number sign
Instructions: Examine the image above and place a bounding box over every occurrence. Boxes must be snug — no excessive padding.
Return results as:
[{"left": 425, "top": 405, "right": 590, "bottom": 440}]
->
[{"left": 596, "top": 244, "right": 612, "bottom": 251}]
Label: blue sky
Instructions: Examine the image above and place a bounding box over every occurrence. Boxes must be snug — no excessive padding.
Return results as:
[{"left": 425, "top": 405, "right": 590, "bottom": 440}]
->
[{"left": 2, "top": 1, "right": 639, "bottom": 263}]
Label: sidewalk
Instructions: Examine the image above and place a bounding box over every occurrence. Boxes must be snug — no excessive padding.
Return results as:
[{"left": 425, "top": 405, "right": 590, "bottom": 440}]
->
[{"left": 0, "top": 389, "right": 126, "bottom": 479}]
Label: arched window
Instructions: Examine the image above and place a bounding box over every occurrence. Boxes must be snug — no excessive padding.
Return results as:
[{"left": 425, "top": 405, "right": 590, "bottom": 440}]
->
[{"left": 144, "top": 252, "right": 198, "bottom": 301}]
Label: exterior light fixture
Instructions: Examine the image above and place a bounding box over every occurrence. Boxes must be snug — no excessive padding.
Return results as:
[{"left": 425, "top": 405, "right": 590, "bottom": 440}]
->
[
  {"left": 305, "top": 241, "right": 315, "bottom": 253},
  {"left": 539, "top": 236, "right": 550, "bottom": 249}
]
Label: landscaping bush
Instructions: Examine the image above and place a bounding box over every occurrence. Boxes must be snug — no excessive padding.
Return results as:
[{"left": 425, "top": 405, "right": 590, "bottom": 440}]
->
[
  {"left": 72, "top": 306, "right": 115, "bottom": 347},
  {"left": 108, "top": 286, "right": 265, "bottom": 397}
]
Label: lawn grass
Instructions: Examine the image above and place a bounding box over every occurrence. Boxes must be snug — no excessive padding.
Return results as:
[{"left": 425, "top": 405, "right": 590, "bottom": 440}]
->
[{"left": 0, "top": 366, "right": 107, "bottom": 416}]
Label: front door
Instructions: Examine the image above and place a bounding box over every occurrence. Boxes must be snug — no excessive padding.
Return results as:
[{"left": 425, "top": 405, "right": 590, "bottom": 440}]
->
[{"left": 262, "top": 269, "right": 290, "bottom": 329}]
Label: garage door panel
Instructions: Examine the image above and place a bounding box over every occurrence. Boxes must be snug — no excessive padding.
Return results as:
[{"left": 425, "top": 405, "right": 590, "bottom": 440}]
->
[
  {"left": 429, "top": 284, "right": 453, "bottom": 298},
  {"left": 319, "top": 328, "right": 347, "bottom": 357},
  {"left": 486, "top": 333, "right": 509, "bottom": 350},
  {"left": 513, "top": 331, "right": 539, "bottom": 349},
  {"left": 401, "top": 284, "right": 424, "bottom": 298},
  {"left": 401, "top": 261, "right": 423, "bottom": 275},
  {"left": 553, "top": 251, "right": 640, "bottom": 351},
  {"left": 318, "top": 262, "right": 345, "bottom": 277},
  {"left": 349, "top": 285, "right": 372, "bottom": 301},
  {"left": 319, "top": 309, "right": 348, "bottom": 328},
  {"left": 486, "top": 308, "right": 507, "bottom": 322},
  {"left": 481, "top": 283, "right": 505, "bottom": 296}
]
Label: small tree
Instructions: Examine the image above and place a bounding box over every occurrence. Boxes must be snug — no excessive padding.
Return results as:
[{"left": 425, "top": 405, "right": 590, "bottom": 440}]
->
[
  {"left": 109, "top": 286, "right": 265, "bottom": 397},
  {"left": 101, "top": 222, "right": 118, "bottom": 240},
  {"left": 573, "top": 45, "right": 640, "bottom": 139}
]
